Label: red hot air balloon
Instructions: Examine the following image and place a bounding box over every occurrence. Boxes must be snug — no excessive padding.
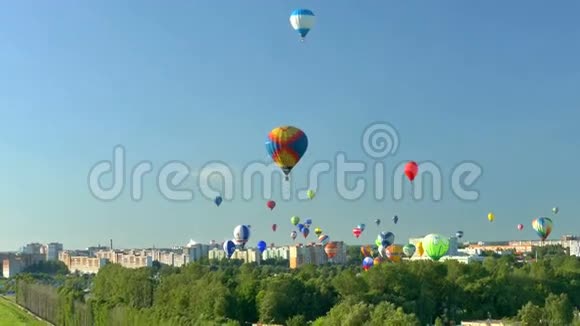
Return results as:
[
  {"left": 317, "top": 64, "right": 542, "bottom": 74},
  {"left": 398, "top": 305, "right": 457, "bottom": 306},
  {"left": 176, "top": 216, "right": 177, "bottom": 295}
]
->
[
  {"left": 352, "top": 227, "right": 362, "bottom": 238},
  {"left": 267, "top": 200, "right": 276, "bottom": 210},
  {"left": 517, "top": 224, "right": 524, "bottom": 231},
  {"left": 325, "top": 242, "right": 338, "bottom": 259},
  {"left": 404, "top": 161, "right": 418, "bottom": 182},
  {"left": 272, "top": 224, "right": 277, "bottom": 232}
]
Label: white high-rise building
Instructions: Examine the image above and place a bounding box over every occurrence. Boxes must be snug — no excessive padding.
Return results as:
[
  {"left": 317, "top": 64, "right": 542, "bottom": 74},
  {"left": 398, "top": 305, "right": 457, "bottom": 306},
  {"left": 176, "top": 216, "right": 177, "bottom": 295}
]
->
[
  {"left": 22, "top": 243, "right": 43, "bottom": 255},
  {"left": 183, "top": 240, "right": 210, "bottom": 262},
  {"left": 46, "top": 243, "right": 63, "bottom": 261}
]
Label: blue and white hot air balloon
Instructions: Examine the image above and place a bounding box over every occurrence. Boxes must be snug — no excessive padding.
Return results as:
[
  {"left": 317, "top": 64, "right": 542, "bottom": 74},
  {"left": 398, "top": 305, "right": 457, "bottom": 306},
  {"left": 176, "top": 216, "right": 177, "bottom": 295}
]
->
[
  {"left": 233, "top": 225, "right": 251, "bottom": 249},
  {"left": 223, "top": 240, "right": 236, "bottom": 259},
  {"left": 290, "top": 9, "right": 315, "bottom": 41}
]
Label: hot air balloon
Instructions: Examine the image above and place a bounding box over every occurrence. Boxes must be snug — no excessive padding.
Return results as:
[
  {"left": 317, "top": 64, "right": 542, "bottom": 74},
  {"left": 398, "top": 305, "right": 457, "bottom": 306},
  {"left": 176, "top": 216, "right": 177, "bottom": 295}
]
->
[
  {"left": 375, "top": 219, "right": 381, "bottom": 226},
  {"left": 357, "top": 224, "right": 366, "bottom": 232},
  {"left": 319, "top": 234, "right": 329, "bottom": 245},
  {"left": 290, "top": 216, "right": 300, "bottom": 226},
  {"left": 290, "top": 231, "right": 297, "bottom": 241},
  {"left": 265, "top": 126, "right": 308, "bottom": 181},
  {"left": 257, "top": 241, "right": 267, "bottom": 254},
  {"left": 488, "top": 212, "right": 495, "bottom": 222},
  {"left": 362, "top": 257, "right": 374, "bottom": 271},
  {"left": 314, "top": 227, "right": 322, "bottom": 237},
  {"left": 289, "top": 9, "right": 315, "bottom": 41},
  {"left": 422, "top": 234, "right": 450, "bottom": 261},
  {"left": 386, "top": 245, "right": 403, "bottom": 263},
  {"left": 392, "top": 215, "right": 399, "bottom": 224},
  {"left": 302, "top": 227, "right": 310, "bottom": 238},
  {"left": 375, "top": 237, "right": 381, "bottom": 248},
  {"left": 324, "top": 242, "right": 338, "bottom": 259},
  {"left": 552, "top": 207, "right": 559, "bottom": 214},
  {"left": 306, "top": 190, "right": 315, "bottom": 200},
  {"left": 417, "top": 241, "right": 424, "bottom": 257},
  {"left": 352, "top": 227, "right": 362, "bottom": 238},
  {"left": 297, "top": 223, "right": 305, "bottom": 232},
  {"left": 214, "top": 196, "right": 223, "bottom": 206},
  {"left": 456, "top": 231, "right": 464, "bottom": 239},
  {"left": 373, "top": 257, "right": 382, "bottom": 265},
  {"left": 532, "top": 217, "right": 553, "bottom": 241},
  {"left": 223, "top": 240, "right": 236, "bottom": 259},
  {"left": 267, "top": 200, "right": 276, "bottom": 210},
  {"left": 378, "top": 232, "right": 395, "bottom": 247},
  {"left": 233, "top": 225, "right": 251, "bottom": 248},
  {"left": 272, "top": 224, "right": 277, "bottom": 232},
  {"left": 404, "top": 161, "right": 419, "bottom": 182},
  {"left": 360, "top": 245, "right": 373, "bottom": 257},
  {"left": 304, "top": 219, "right": 313, "bottom": 228},
  {"left": 403, "top": 243, "right": 416, "bottom": 257},
  {"left": 517, "top": 223, "right": 524, "bottom": 231}
]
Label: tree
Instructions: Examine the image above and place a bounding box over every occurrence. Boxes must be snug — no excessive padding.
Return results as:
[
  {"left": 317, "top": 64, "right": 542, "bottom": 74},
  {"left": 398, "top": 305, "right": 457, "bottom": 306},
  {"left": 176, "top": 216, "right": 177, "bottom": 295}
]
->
[
  {"left": 517, "top": 302, "right": 545, "bottom": 325},
  {"left": 286, "top": 315, "right": 307, "bottom": 326},
  {"left": 544, "top": 293, "right": 574, "bottom": 325}
]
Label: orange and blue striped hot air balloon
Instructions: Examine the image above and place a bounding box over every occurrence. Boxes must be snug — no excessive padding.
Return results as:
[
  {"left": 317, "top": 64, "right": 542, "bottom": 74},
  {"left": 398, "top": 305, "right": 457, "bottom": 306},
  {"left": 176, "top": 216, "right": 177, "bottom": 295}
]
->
[
  {"left": 265, "top": 126, "right": 308, "bottom": 181},
  {"left": 532, "top": 217, "right": 553, "bottom": 241}
]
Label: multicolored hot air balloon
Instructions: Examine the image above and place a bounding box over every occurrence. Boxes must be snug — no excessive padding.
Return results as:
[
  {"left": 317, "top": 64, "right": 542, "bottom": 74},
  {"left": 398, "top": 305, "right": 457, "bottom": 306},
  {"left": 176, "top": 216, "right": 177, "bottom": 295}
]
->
[
  {"left": 392, "top": 215, "right": 399, "bottom": 224},
  {"left": 517, "top": 223, "right": 524, "bottom": 231},
  {"left": 456, "top": 231, "right": 464, "bottom": 239},
  {"left": 324, "top": 242, "right": 338, "bottom": 259},
  {"left": 353, "top": 227, "right": 362, "bottom": 238},
  {"left": 214, "top": 196, "right": 223, "bottom": 207},
  {"left": 360, "top": 245, "right": 372, "bottom": 257},
  {"left": 223, "top": 240, "right": 236, "bottom": 259},
  {"left": 257, "top": 241, "right": 267, "bottom": 254},
  {"left": 290, "top": 231, "right": 297, "bottom": 241},
  {"left": 265, "top": 126, "right": 308, "bottom": 181},
  {"left": 488, "top": 212, "right": 495, "bottom": 222},
  {"left": 404, "top": 161, "right": 418, "bottom": 182},
  {"left": 373, "top": 257, "right": 382, "bottom": 265},
  {"left": 319, "top": 234, "right": 329, "bottom": 245},
  {"left": 302, "top": 227, "right": 310, "bottom": 238},
  {"left": 267, "top": 200, "right": 276, "bottom": 210},
  {"left": 403, "top": 243, "right": 416, "bottom": 257},
  {"left": 233, "top": 225, "right": 250, "bottom": 248},
  {"left": 357, "top": 224, "right": 366, "bottom": 232},
  {"left": 272, "top": 224, "right": 277, "bottom": 232},
  {"left": 289, "top": 9, "right": 315, "bottom": 41},
  {"left": 314, "top": 227, "right": 322, "bottom": 237},
  {"left": 532, "top": 217, "right": 553, "bottom": 241},
  {"left": 423, "top": 234, "right": 449, "bottom": 261},
  {"left": 417, "top": 241, "right": 424, "bottom": 257},
  {"left": 552, "top": 207, "right": 559, "bottom": 215},
  {"left": 306, "top": 189, "right": 315, "bottom": 199},
  {"left": 362, "top": 256, "right": 374, "bottom": 271},
  {"left": 386, "top": 245, "right": 403, "bottom": 263},
  {"left": 291, "top": 216, "right": 300, "bottom": 226}
]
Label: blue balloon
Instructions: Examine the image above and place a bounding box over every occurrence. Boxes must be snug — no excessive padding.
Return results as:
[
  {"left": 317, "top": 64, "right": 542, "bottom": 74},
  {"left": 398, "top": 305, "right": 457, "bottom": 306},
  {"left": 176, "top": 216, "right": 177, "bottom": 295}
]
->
[
  {"left": 223, "top": 240, "right": 236, "bottom": 259},
  {"left": 214, "top": 196, "right": 223, "bottom": 206},
  {"left": 290, "top": 9, "right": 315, "bottom": 39},
  {"left": 378, "top": 231, "right": 395, "bottom": 247},
  {"left": 297, "top": 223, "right": 305, "bottom": 232},
  {"left": 305, "top": 219, "right": 313, "bottom": 227},
  {"left": 393, "top": 215, "right": 398, "bottom": 224},
  {"left": 257, "top": 240, "right": 267, "bottom": 253},
  {"left": 233, "top": 225, "right": 251, "bottom": 249}
]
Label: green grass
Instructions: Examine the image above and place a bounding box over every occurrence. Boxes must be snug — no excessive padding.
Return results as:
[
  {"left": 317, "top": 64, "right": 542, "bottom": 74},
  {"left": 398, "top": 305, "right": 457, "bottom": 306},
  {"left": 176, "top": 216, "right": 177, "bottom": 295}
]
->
[{"left": 0, "top": 296, "right": 48, "bottom": 326}]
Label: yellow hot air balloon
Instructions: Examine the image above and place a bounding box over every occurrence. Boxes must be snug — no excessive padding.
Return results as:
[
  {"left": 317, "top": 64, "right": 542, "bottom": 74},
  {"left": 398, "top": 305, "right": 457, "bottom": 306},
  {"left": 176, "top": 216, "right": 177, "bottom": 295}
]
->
[
  {"left": 306, "top": 189, "right": 315, "bottom": 199},
  {"left": 488, "top": 212, "right": 495, "bottom": 222},
  {"left": 416, "top": 241, "right": 424, "bottom": 257}
]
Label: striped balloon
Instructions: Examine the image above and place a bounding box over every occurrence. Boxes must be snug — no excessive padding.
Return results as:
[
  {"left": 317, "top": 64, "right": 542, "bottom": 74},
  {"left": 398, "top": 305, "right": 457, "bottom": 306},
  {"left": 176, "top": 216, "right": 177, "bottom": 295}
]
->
[
  {"left": 265, "top": 126, "right": 308, "bottom": 180},
  {"left": 318, "top": 234, "right": 329, "bottom": 245},
  {"left": 289, "top": 9, "right": 315, "bottom": 40},
  {"left": 532, "top": 217, "right": 553, "bottom": 241},
  {"left": 233, "top": 225, "right": 251, "bottom": 248}
]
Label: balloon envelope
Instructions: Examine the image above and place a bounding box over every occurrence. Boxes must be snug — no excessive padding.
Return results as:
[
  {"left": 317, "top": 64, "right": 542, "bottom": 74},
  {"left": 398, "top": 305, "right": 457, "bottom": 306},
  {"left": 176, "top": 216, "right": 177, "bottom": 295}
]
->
[
  {"left": 357, "top": 224, "right": 366, "bottom": 231},
  {"left": 417, "top": 241, "right": 424, "bottom": 257},
  {"left": 386, "top": 245, "right": 403, "bottom": 263},
  {"left": 290, "top": 231, "right": 297, "bottom": 240},
  {"left": 289, "top": 9, "right": 315, "bottom": 39},
  {"left": 214, "top": 196, "right": 222, "bottom": 206},
  {"left": 403, "top": 243, "right": 416, "bottom": 257},
  {"left": 233, "top": 225, "right": 251, "bottom": 247},
  {"left": 422, "top": 234, "right": 450, "bottom": 261},
  {"left": 223, "top": 240, "right": 236, "bottom": 259},
  {"left": 488, "top": 212, "right": 495, "bottom": 222},
  {"left": 265, "top": 126, "right": 308, "bottom": 179},
  {"left": 404, "top": 161, "right": 418, "bottom": 181},
  {"left": 532, "top": 217, "right": 553, "bottom": 241},
  {"left": 517, "top": 224, "right": 524, "bottom": 231},
  {"left": 272, "top": 224, "right": 277, "bottom": 232},
  {"left": 324, "top": 242, "right": 338, "bottom": 259},
  {"left": 392, "top": 216, "right": 398, "bottom": 224},
  {"left": 353, "top": 227, "right": 362, "bottom": 238},
  {"left": 257, "top": 241, "right": 267, "bottom": 253},
  {"left": 297, "top": 223, "right": 305, "bottom": 232},
  {"left": 318, "top": 234, "right": 329, "bottom": 245},
  {"left": 302, "top": 227, "right": 310, "bottom": 238},
  {"left": 305, "top": 219, "right": 312, "bottom": 227},
  {"left": 290, "top": 216, "right": 300, "bottom": 226},
  {"left": 378, "top": 232, "right": 395, "bottom": 247},
  {"left": 314, "top": 227, "right": 322, "bottom": 236},
  {"left": 375, "top": 219, "right": 381, "bottom": 226},
  {"left": 552, "top": 207, "right": 559, "bottom": 214},
  {"left": 362, "top": 256, "right": 374, "bottom": 271},
  {"left": 456, "top": 231, "right": 464, "bottom": 238},
  {"left": 267, "top": 200, "right": 276, "bottom": 210},
  {"left": 360, "top": 245, "right": 372, "bottom": 257},
  {"left": 306, "top": 189, "right": 315, "bottom": 199}
]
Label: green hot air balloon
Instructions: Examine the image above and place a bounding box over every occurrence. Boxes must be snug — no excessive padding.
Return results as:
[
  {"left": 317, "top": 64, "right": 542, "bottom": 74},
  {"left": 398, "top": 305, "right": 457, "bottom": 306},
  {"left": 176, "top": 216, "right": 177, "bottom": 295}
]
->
[
  {"left": 290, "top": 216, "right": 300, "bottom": 226},
  {"left": 422, "top": 234, "right": 449, "bottom": 261},
  {"left": 402, "top": 243, "right": 416, "bottom": 257}
]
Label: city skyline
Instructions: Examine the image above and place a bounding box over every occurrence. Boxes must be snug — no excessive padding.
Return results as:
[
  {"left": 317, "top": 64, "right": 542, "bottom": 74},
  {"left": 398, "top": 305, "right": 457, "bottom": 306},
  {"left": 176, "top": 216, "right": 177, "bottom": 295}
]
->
[{"left": 0, "top": 1, "right": 579, "bottom": 250}]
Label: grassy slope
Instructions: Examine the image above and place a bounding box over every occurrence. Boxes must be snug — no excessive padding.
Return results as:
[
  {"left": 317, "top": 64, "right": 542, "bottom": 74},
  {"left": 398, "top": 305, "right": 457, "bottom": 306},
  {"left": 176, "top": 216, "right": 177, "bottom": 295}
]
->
[{"left": 0, "top": 296, "right": 47, "bottom": 326}]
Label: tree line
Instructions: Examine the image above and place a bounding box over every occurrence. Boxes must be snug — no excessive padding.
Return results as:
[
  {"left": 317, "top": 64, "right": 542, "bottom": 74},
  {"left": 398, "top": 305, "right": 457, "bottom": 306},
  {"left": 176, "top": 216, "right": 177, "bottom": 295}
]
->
[{"left": 13, "top": 245, "right": 580, "bottom": 325}]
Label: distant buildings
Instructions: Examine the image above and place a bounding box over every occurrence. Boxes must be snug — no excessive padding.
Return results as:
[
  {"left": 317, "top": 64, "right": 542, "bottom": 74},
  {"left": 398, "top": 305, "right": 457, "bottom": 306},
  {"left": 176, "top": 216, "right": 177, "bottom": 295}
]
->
[
  {"left": 46, "top": 243, "right": 64, "bottom": 261},
  {"left": 1, "top": 242, "right": 64, "bottom": 277},
  {"left": 208, "top": 248, "right": 262, "bottom": 264},
  {"left": 289, "top": 241, "right": 347, "bottom": 269},
  {"left": 262, "top": 246, "right": 290, "bottom": 261}
]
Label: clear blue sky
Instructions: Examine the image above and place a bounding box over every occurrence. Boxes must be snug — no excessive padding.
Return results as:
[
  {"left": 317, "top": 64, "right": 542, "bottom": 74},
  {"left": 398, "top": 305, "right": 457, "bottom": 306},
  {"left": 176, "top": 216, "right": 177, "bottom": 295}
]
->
[{"left": 0, "top": 1, "right": 578, "bottom": 250}]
